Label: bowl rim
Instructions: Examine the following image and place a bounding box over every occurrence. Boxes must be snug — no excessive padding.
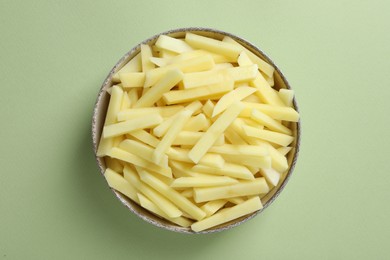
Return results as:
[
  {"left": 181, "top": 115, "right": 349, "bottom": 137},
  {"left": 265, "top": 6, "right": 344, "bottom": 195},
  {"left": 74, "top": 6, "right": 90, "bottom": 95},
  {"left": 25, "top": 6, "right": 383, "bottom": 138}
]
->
[{"left": 91, "top": 27, "right": 301, "bottom": 234}]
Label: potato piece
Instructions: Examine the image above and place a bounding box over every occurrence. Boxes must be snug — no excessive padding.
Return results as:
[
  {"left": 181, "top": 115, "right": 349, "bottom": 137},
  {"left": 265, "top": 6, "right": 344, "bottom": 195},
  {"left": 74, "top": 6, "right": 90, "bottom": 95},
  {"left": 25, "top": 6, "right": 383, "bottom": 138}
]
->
[
  {"left": 180, "top": 189, "right": 193, "bottom": 198},
  {"left": 251, "top": 109, "right": 292, "bottom": 135},
  {"left": 171, "top": 176, "right": 238, "bottom": 188},
  {"left": 127, "top": 129, "right": 159, "bottom": 148},
  {"left": 259, "top": 168, "right": 281, "bottom": 187},
  {"left": 250, "top": 74, "right": 285, "bottom": 106},
  {"left": 193, "top": 178, "right": 268, "bottom": 203},
  {"left": 163, "top": 80, "right": 233, "bottom": 105},
  {"left": 224, "top": 128, "right": 247, "bottom": 145},
  {"left": 120, "top": 91, "right": 131, "bottom": 110},
  {"left": 134, "top": 69, "right": 183, "bottom": 108},
  {"left": 167, "top": 148, "right": 224, "bottom": 168},
  {"left": 123, "top": 166, "right": 182, "bottom": 218},
  {"left": 242, "top": 94, "right": 262, "bottom": 103},
  {"left": 108, "top": 147, "right": 172, "bottom": 178},
  {"left": 119, "top": 72, "right": 145, "bottom": 89},
  {"left": 104, "top": 157, "right": 124, "bottom": 174},
  {"left": 128, "top": 88, "right": 139, "bottom": 107},
  {"left": 277, "top": 146, "right": 292, "bottom": 156},
  {"left": 172, "top": 131, "right": 224, "bottom": 146},
  {"left": 225, "top": 65, "right": 258, "bottom": 83},
  {"left": 144, "top": 55, "right": 215, "bottom": 87},
  {"left": 242, "top": 125, "right": 294, "bottom": 147},
  {"left": 119, "top": 139, "right": 168, "bottom": 168},
  {"left": 212, "top": 86, "right": 256, "bottom": 117},
  {"left": 102, "top": 113, "right": 163, "bottom": 138},
  {"left": 192, "top": 163, "right": 254, "bottom": 180},
  {"left": 155, "top": 35, "right": 194, "bottom": 53},
  {"left": 237, "top": 51, "right": 253, "bottom": 66},
  {"left": 182, "top": 70, "right": 224, "bottom": 89},
  {"left": 138, "top": 169, "right": 206, "bottom": 221},
  {"left": 188, "top": 102, "right": 244, "bottom": 163},
  {"left": 137, "top": 193, "right": 192, "bottom": 227},
  {"left": 185, "top": 33, "right": 242, "bottom": 59},
  {"left": 153, "top": 110, "right": 192, "bottom": 164},
  {"left": 149, "top": 57, "right": 169, "bottom": 67},
  {"left": 202, "top": 100, "right": 215, "bottom": 118},
  {"left": 191, "top": 196, "right": 262, "bottom": 232},
  {"left": 140, "top": 44, "right": 155, "bottom": 72},
  {"left": 183, "top": 113, "right": 210, "bottom": 132},
  {"left": 105, "top": 168, "right": 139, "bottom": 203},
  {"left": 222, "top": 36, "right": 274, "bottom": 78},
  {"left": 278, "top": 89, "right": 294, "bottom": 107},
  {"left": 227, "top": 197, "right": 246, "bottom": 204},
  {"left": 200, "top": 199, "right": 227, "bottom": 217},
  {"left": 241, "top": 102, "right": 300, "bottom": 122},
  {"left": 208, "top": 144, "right": 269, "bottom": 157},
  {"left": 112, "top": 53, "right": 142, "bottom": 82},
  {"left": 222, "top": 154, "right": 272, "bottom": 169},
  {"left": 117, "top": 105, "right": 183, "bottom": 121}
]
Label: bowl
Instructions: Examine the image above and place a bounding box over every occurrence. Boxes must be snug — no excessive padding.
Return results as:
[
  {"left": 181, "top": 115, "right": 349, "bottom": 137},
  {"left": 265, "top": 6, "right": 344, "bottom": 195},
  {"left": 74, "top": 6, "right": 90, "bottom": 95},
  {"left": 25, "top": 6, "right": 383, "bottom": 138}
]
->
[{"left": 92, "top": 27, "right": 301, "bottom": 234}]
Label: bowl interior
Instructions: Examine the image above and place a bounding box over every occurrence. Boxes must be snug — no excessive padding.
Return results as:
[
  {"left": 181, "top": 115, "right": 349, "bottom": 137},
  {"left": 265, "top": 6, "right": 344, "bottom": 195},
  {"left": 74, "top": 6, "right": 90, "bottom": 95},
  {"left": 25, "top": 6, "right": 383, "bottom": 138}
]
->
[{"left": 92, "top": 27, "right": 300, "bottom": 234}]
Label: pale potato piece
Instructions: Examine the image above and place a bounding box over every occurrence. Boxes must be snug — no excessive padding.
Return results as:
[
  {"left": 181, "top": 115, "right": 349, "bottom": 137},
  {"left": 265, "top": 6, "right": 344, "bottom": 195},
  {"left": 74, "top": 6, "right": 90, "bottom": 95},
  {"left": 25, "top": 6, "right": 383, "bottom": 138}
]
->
[
  {"left": 171, "top": 131, "right": 224, "bottom": 146},
  {"left": 202, "top": 100, "right": 215, "bottom": 118},
  {"left": 123, "top": 166, "right": 182, "bottom": 218},
  {"left": 138, "top": 169, "right": 206, "bottom": 221},
  {"left": 185, "top": 32, "right": 242, "bottom": 59},
  {"left": 120, "top": 91, "right": 132, "bottom": 110},
  {"left": 227, "top": 197, "right": 246, "bottom": 204},
  {"left": 119, "top": 72, "right": 145, "bottom": 89},
  {"left": 182, "top": 70, "right": 224, "bottom": 89},
  {"left": 112, "top": 53, "right": 142, "bottom": 82},
  {"left": 171, "top": 176, "right": 238, "bottom": 188},
  {"left": 277, "top": 146, "right": 292, "bottom": 156},
  {"left": 134, "top": 69, "right": 183, "bottom": 108},
  {"left": 250, "top": 74, "right": 286, "bottom": 106},
  {"left": 208, "top": 144, "right": 269, "bottom": 157},
  {"left": 119, "top": 139, "right": 168, "bottom": 168},
  {"left": 180, "top": 189, "right": 193, "bottom": 198},
  {"left": 104, "top": 85, "right": 124, "bottom": 125},
  {"left": 193, "top": 178, "right": 268, "bottom": 203},
  {"left": 188, "top": 102, "right": 244, "bottom": 163},
  {"left": 224, "top": 128, "right": 247, "bottom": 145},
  {"left": 200, "top": 199, "right": 227, "bottom": 217},
  {"left": 167, "top": 148, "right": 224, "bottom": 168},
  {"left": 144, "top": 55, "right": 215, "bottom": 87},
  {"left": 191, "top": 196, "right": 262, "bottom": 232},
  {"left": 192, "top": 163, "right": 254, "bottom": 180},
  {"left": 243, "top": 125, "right": 294, "bottom": 147},
  {"left": 140, "top": 44, "right": 155, "bottom": 72},
  {"left": 137, "top": 193, "right": 193, "bottom": 227},
  {"left": 259, "top": 167, "right": 281, "bottom": 187},
  {"left": 222, "top": 36, "right": 274, "bottom": 78},
  {"left": 225, "top": 65, "right": 258, "bottom": 83},
  {"left": 219, "top": 154, "right": 272, "bottom": 169},
  {"left": 212, "top": 86, "right": 257, "bottom": 117},
  {"left": 117, "top": 105, "right": 183, "bottom": 121},
  {"left": 104, "top": 157, "right": 124, "bottom": 174},
  {"left": 237, "top": 51, "right": 253, "bottom": 66},
  {"left": 128, "top": 88, "right": 139, "bottom": 107},
  {"left": 153, "top": 110, "right": 192, "bottom": 164},
  {"left": 163, "top": 80, "right": 234, "bottom": 105},
  {"left": 108, "top": 147, "right": 172, "bottom": 178},
  {"left": 127, "top": 129, "right": 159, "bottom": 148},
  {"left": 241, "top": 102, "right": 300, "bottom": 122},
  {"left": 105, "top": 168, "right": 139, "bottom": 203},
  {"left": 278, "top": 89, "right": 294, "bottom": 107},
  {"left": 155, "top": 35, "right": 194, "bottom": 53},
  {"left": 102, "top": 113, "right": 163, "bottom": 138},
  {"left": 251, "top": 109, "right": 292, "bottom": 135},
  {"left": 149, "top": 57, "right": 169, "bottom": 67},
  {"left": 183, "top": 113, "right": 210, "bottom": 132}
]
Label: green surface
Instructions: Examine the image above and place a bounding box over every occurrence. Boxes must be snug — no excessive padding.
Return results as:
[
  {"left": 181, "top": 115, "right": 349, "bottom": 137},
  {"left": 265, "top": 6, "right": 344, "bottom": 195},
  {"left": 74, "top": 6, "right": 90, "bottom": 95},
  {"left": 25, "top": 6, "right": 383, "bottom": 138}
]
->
[{"left": 1, "top": 0, "right": 389, "bottom": 259}]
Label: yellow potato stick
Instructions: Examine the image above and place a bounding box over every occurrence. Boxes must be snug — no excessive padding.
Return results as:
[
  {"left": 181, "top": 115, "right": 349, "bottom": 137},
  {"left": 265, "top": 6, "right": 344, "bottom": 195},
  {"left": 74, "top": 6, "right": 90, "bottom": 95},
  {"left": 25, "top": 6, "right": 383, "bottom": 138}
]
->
[
  {"left": 183, "top": 113, "right": 210, "bottom": 132},
  {"left": 227, "top": 197, "right": 246, "bottom": 205},
  {"left": 171, "top": 176, "right": 238, "bottom": 188},
  {"left": 193, "top": 178, "right": 268, "bottom": 203},
  {"left": 120, "top": 91, "right": 131, "bottom": 110},
  {"left": 162, "top": 80, "right": 234, "bottom": 105},
  {"left": 224, "top": 128, "right": 248, "bottom": 145},
  {"left": 153, "top": 110, "right": 192, "bottom": 164},
  {"left": 202, "top": 100, "right": 215, "bottom": 118},
  {"left": 183, "top": 70, "right": 224, "bottom": 89},
  {"left": 137, "top": 193, "right": 192, "bottom": 228},
  {"left": 222, "top": 36, "right": 274, "bottom": 78},
  {"left": 96, "top": 136, "right": 115, "bottom": 157},
  {"left": 192, "top": 163, "right": 254, "bottom": 180},
  {"left": 104, "top": 157, "right": 124, "bottom": 174},
  {"left": 180, "top": 189, "right": 194, "bottom": 198},
  {"left": 172, "top": 131, "right": 224, "bottom": 146},
  {"left": 127, "top": 129, "right": 159, "bottom": 148},
  {"left": 276, "top": 146, "right": 292, "bottom": 156},
  {"left": 188, "top": 102, "right": 244, "bottom": 163},
  {"left": 104, "top": 85, "right": 124, "bottom": 125},
  {"left": 112, "top": 53, "right": 142, "bottom": 82},
  {"left": 119, "top": 72, "right": 145, "bottom": 88},
  {"left": 242, "top": 125, "right": 294, "bottom": 147},
  {"left": 200, "top": 200, "right": 227, "bottom": 217},
  {"left": 241, "top": 102, "right": 300, "bottom": 122},
  {"left": 128, "top": 88, "right": 139, "bottom": 107},
  {"left": 250, "top": 74, "right": 285, "bottom": 106},
  {"left": 167, "top": 148, "right": 224, "bottom": 168},
  {"left": 134, "top": 69, "right": 183, "bottom": 108},
  {"left": 119, "top": 139, "right": 168, "bottom": 168},
  {"left": 138, "top": 169, "right": 206, "bottom": 221},
  {"left": 155, "top": 35, "right": 194, "bottom": 54},
  {"left": 191, "top": 196, "right": 263, "bottom": 232},
  {"left": 108, "top": 147, "right": 172, "bottom": 178},
  {"left": 104, "top": 168, "right": 139, "bottom": 203},
  {"left": 185, "top": 32, "right": 242, "bottom": 59},
  {"left": 208, "top": 144, "right": 269, "bottom": 157},
  {"left": 237, "top": 51, "right": 253, "bottom": 66},
  {"left": 102, "top": 113, "right": 163, "bottom": 138},
  {"left": 278, "top": 89, "right": 294, "bottom": 107},
  {"left": 117, "top": 105, "right": 183, "bottom": 121},
  {"left": 225, "top": 65, "right": 258, "bottom": 82},
  {"left": 140, "top": 44, "right": 155, "bottom": 72},
  {"left": 149, "top": 57, "right": 169, "bottom": 67},
  {"left": 222, "top": 154, "right": 272, "bottom": 169},
  {"left": 123, "top": 166, "right": 181, "bottom": 218},
  {"left": 251, "top": 109, "right": 292, "bottom": 135},
  {"left": 259, "top": 168, "right": 281, "bottom": 187},
  {"left": 212, "top": 86, "right": 257, "bottom": 117}
]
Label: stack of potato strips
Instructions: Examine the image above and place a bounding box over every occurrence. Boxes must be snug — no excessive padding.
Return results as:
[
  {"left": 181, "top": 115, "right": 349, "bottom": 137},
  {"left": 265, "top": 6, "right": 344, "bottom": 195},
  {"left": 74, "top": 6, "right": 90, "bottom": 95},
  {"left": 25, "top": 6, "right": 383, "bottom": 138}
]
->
[{"left": 97, "top": 32, "right": 299, "bottom": 232}]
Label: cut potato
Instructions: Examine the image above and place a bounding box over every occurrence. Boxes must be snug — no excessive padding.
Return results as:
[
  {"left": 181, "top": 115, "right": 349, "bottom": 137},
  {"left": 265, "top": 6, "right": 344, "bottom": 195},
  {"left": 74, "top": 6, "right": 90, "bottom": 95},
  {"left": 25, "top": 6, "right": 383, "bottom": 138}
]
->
[
  {"left": 105, "top": 168, "right": 138, "bottom": 203},
  {"left": 192, "top": 163, "right": 254, "bottom": 180},
  {"left": 242, "top": 125, "right": 294, "bottom": 147},
  {"left": 112, "top": 53, "right": 142, "bottom": 82},
  {"left": 140, "top": 44, "right": 155, "bottom": 72},
  {"left": 155, "top": 35, "right": 194, "bottom": 54},
  {"left": 278, "top": 89, "right": 294, "bottom": 107},
  {"left": 117, "top": 105, "right": 183, "bottom": 121},
  {"left": 251, "top": 109, "right": 292, "bottom": 135},
  {"left": 212, "top": 86, "right": 257, "bottom": 117},
  {"left": 119, "top": 72, "right": 145, "bottom": 88},
  {"left": 241, "top": 102, "right": 300, "bottom": 122},
  {"left": 171, "top": 176, "right": 238, "bottom": 188}
]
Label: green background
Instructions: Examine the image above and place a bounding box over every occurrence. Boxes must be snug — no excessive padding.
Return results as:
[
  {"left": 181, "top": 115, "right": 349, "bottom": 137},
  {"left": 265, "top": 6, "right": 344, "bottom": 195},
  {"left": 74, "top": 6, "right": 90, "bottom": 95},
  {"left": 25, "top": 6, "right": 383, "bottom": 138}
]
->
[{"left": 1, "top": 0, "right": 389, "bottom": 259}]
